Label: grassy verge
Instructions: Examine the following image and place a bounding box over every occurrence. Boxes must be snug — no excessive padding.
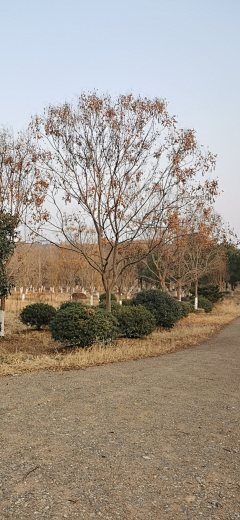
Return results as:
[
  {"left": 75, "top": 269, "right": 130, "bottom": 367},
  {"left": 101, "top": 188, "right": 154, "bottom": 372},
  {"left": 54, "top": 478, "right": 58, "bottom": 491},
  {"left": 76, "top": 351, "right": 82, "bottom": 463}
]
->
[{"left": 0, "top": 298, "right": 239, "bottom": 377}]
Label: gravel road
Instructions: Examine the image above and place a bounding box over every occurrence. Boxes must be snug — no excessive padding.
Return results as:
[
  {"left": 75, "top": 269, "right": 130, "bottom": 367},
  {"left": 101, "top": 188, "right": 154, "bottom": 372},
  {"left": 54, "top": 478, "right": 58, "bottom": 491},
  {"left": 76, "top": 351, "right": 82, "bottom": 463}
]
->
[{"left": 0, "top": 319, "right": 239, "bottom": 519}]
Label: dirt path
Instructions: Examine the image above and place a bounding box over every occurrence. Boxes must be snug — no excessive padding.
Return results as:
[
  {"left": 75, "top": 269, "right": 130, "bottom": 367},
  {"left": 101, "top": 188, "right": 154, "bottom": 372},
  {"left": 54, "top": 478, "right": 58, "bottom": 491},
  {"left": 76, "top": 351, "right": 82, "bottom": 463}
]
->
[{"left": 0, "top": 319, "right": 239, "bottom": 519}]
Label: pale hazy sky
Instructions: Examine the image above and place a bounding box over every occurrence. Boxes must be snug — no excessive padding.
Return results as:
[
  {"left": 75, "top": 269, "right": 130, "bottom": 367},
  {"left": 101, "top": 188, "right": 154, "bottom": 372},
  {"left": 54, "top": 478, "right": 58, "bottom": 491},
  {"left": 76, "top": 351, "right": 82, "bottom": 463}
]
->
[{"left": 0, "top": 0, "right": 239, "bottom": 235}]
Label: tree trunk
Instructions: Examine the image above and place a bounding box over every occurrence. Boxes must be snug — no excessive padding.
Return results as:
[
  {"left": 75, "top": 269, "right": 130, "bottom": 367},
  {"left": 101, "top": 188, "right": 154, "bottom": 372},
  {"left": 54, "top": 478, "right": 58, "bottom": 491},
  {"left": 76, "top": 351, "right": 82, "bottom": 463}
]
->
[
  {"left": 118, "top": 286, "right": 122, "bottom": 305},
  {"left": 160, "top": 279, "right": 166, "bottom": 292},
  {"left": 90, "top": 280, "right": 93, "bottom": 306},
  {"left": 194, "top": 279, "right": 198, "bottom": 310},
  {"left": 177, "top": 283, "right": 182, "bottom": 301},
  {"left": 177, "top": 260, "right": 182, "bottom": 301},
  {"left": 105, "top": 289, "right": 111, "bottom": 312},
  {"left": 0, "top": 298, "right": 5, "bottom": 337}
]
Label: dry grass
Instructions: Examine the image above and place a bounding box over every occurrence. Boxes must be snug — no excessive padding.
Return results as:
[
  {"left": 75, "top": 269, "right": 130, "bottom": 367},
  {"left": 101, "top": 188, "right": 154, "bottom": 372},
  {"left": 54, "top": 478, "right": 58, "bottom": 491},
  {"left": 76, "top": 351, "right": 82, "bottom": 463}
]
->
[
  {"left": 4, "top": 292, "right": 70, "bottom": 335},
  {"left": 4, "top": 291, "right": 98, "bottom": 335},
  {"left": 0, "top": 297, "right": 239, "bottom": 377},
  {"left": 5, "top": 291, "right": 75, "bottom": 313}
]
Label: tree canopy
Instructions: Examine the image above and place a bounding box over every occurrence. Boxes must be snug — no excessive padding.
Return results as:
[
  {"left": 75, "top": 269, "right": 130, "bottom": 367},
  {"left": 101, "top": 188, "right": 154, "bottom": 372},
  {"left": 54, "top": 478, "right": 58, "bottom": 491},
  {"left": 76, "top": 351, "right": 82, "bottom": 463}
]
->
[{"left": 226, "top": 245, "right": 240, "bottom": 289}]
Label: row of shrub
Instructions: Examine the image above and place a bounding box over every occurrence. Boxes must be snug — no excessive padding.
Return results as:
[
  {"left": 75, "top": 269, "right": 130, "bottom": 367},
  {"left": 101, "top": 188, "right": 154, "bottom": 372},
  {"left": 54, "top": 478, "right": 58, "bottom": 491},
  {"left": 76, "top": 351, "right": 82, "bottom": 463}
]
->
[
  {"left": 19, "top": 289, "right": 214, "bottom": 348},
  {"left": 20, "top": 300, "right": 156, "bottom": 345}
]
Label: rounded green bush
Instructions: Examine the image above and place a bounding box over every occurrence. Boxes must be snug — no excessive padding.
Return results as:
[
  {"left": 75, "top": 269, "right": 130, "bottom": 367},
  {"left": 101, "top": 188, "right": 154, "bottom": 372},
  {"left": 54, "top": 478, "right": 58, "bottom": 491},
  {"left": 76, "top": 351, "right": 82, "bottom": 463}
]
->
[
  {"left": 117, "top": 305, "right": 156, "bottom": 338},
  {"left": 20, "top": 303, "right": 57, "bottom": 330},
  {"left": 121, "top": 299, "right": 131, "bottom": 306},
  {"left": 49, "top": 304, "right": 118, "bottom": 347},
  {"left": 179, "top": 301, "right": 195, "bottom": 317},
  {"left": 199, "top": 285, "right": 223, "bottom": 303},
  {"left": 131, "top": 290, "right": 182, "bottom": 328},
  {"left": 190, "top": 296, "right": 212, "bottom": 313},
  {"left": 99, "top": 292, "right": 117, "bottom": 303},
  {"left": 59, "top": 300, "right": 89, "bottom": 311}
]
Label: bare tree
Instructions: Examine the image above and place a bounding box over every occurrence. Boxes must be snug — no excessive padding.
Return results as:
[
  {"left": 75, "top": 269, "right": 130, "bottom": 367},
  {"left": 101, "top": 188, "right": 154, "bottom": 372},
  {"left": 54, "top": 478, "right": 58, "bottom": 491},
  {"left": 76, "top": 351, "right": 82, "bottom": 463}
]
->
[
  {"left": 32, "top": 93, "right": 217, "bottom": 311},
  {"left": 182, "top": 212, "right": 226, "bottom": 309},
  {"left": 0, "top": 128, "right": 48, "bottom": 334}
]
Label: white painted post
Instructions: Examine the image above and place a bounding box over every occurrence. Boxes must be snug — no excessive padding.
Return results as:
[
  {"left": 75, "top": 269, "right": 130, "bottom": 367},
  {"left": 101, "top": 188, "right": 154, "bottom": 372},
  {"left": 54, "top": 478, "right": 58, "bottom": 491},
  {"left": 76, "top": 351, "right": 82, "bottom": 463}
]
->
[
  {"left": 90, "top": 295, "right": 93, "bottom": 306},
  {"left": 22, "top": 293, "right": 25, "bottom": 301},
  {"left": 194, "top": 297, "right": 198, "bottom": 310},
  {"left": 0, "top": 311, "right": 4, "bottom": 337}
]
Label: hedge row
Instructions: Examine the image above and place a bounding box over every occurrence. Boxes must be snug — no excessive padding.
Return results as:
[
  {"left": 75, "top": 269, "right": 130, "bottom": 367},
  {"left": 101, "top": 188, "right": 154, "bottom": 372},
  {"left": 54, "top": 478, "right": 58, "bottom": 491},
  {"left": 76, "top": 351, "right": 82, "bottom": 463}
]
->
[{"left": 19, "top": 289, "right": 213, "bottom": 348}]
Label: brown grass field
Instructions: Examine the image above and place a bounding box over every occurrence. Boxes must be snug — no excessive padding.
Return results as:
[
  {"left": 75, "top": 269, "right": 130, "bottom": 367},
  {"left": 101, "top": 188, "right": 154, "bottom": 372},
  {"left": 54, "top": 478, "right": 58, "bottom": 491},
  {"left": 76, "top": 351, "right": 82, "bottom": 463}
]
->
[{"left": 0, "top": 292, "right": 239, "bottom": 377}]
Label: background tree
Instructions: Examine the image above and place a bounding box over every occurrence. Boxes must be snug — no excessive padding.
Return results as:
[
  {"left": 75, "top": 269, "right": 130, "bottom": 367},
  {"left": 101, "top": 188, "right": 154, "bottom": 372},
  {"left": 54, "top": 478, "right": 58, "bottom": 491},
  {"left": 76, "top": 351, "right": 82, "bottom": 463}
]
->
[
  {"left": 141, "top": 185, "right": 221, "bottom": 300},
  {"left": 139, "top": 238, "right": 173, "bottom": 291},
  {"left": 179, "top": 209, "right": 225, "bottom": 308},
  {"left": 0, "top": 128, "right": 48, "bottom": 225},
  {"left": 0, "top": 127, "right": 48, "bottom": 330},
  {"left": 0, "top": 213, "right": 18, "bottom": 335},
  {"left": 226, "top": 245, "right": 240, "bottom": 290}
]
